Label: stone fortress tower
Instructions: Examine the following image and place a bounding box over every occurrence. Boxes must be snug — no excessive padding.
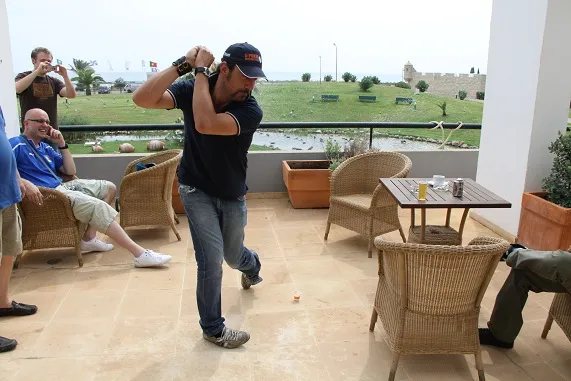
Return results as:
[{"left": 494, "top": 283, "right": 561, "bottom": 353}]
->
[{"left": 402, "top": 61, "right": 486, "bottom": 99}]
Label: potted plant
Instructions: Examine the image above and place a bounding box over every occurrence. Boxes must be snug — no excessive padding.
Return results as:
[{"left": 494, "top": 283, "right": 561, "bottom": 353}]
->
[
  {"left": 282, "top": 137, "right": 370, "bottom": 208},
  {"left": 517, "top": 132, "right": 571, "bottom": 250}
]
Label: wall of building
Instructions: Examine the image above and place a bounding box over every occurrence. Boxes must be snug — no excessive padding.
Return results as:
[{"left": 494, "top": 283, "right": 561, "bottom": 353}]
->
[
  {"left": 409, "top": 72, "right": 487, "bottom": 99},
  {"left": 0, "top": 0, "right": 19, "bottom": 137}
]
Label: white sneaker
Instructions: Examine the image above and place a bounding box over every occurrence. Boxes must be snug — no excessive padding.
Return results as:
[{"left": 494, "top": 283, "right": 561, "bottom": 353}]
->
[
  {"left": 81, "top": 237, "right": 114, "bottom": 252},
  {"left": 134, "top": 250, "right": 172, "bottom": 268}
]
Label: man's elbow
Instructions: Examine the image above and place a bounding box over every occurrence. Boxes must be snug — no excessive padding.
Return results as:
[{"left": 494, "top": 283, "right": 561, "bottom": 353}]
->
[
  {"left": 132, "top": 90, "right": 149, "bottom": 108},
  {"left": 194, "top": 119, "right": 210, "bottom": 134}
]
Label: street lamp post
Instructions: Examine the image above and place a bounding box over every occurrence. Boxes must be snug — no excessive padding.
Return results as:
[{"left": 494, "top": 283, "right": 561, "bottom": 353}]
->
[
  {"left": 319, "top": 55, "right": 322, "bottom": 84},
  {"left": 333, "top": 43, "right": 337, "bottom": 82}
]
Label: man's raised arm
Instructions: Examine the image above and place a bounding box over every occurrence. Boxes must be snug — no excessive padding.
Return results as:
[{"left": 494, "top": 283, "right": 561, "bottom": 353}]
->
[{"left": 133, "top": 47, "right": 200, "bottom": 109}]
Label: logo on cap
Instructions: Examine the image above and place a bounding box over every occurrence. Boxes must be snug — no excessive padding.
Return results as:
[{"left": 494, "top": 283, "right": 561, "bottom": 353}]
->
[{"left": 244, "top": 53, "right": 262, "bottom": 63}]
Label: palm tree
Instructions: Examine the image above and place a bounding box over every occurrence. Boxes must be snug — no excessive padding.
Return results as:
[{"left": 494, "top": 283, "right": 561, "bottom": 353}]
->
[
  {"left": 68, "top": 58, "right": 97, "bottom": 74},
  {"left": 71, "top": 69, "right": 104, "bottom": 96}
]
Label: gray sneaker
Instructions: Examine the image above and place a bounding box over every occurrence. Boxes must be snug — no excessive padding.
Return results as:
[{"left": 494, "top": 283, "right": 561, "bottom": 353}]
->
[
  {"left": 241, "top": 273, "right": 263, "bottom": 290},
  {"left": 203, "top": 327, "right": 250, "bottom": 349}
]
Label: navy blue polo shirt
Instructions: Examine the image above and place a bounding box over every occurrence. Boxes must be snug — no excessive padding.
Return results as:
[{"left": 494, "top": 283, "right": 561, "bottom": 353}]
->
[
  {"left": 167, "top": 73, "right": 263, "bottom": 199},
  {"left": 9, "top": 136, "right": 63, "bottom": 188}
]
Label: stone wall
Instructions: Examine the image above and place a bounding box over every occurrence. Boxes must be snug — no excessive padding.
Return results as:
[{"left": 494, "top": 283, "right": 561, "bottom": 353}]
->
[{"left": 409, "top": 72, "right": 486, "bottom": 99}]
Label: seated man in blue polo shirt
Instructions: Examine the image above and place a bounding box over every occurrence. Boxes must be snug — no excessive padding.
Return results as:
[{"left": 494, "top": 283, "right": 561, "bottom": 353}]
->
[{"left": 10, "top": 108, "right": 172, "bottom": 268}]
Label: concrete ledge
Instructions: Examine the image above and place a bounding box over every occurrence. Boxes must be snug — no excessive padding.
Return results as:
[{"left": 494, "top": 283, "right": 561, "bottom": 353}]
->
[{"left": 72, "top": 149, "right": 480, "bottom": 196}]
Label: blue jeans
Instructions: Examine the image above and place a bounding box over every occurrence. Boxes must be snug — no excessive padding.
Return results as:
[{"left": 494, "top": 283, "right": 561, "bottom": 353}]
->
[{"left": 179, "top": 184, "right": 261, "bottom": 336}]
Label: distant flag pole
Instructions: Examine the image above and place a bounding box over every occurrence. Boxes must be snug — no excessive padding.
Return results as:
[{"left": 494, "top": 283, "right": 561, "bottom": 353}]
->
[{"left": 141, "top": 59, "right": 145, "bottom": 72}]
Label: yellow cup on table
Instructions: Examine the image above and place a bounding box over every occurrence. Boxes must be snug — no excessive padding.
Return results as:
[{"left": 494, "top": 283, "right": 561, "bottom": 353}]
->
[{"left": 418, "top": 182, "right": 428, "bottom": 201}]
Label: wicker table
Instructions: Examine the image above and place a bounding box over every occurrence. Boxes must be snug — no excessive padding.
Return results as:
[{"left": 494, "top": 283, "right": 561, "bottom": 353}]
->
[{"left": 379, "top": 178, "right": 511, "bottom": 245}]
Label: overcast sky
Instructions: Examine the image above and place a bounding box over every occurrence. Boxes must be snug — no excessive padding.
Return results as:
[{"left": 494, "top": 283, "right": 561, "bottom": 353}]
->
[{"left": 6, "top": 0, "right": 493, "bottom": 76}]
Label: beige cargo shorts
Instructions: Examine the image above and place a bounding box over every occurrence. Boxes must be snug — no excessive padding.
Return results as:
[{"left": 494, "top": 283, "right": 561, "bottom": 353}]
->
[{"left": 0, "top": 204, "right": 22, "bottom": 258}]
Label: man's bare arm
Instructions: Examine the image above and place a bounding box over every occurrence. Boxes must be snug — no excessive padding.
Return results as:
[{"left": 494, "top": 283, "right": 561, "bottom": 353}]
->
[
  {"left": 48, "top": 127, "right": 76, "bottom": 175},
  {"left": 192, "top": 48, "right": 239, "bottom": 136},
  {"left": 133, "top": 46, "right": 200, "bottom": 109},
  {"left": 193, "top": 73, "right": 239, "bottom": 136},
  {"left": 57, "top": 66, "right": 76, "bottom": 98},
  {"left": 132, "top": 66, "right": 178, "bottom": 109}
]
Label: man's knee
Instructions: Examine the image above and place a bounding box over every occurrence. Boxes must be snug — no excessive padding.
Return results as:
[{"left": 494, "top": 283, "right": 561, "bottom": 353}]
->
[{"left": 105, "top": 182, "right": 117, "bottom": 200}]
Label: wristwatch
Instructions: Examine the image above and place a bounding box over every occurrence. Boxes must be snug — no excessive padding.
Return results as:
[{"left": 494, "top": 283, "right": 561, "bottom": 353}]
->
[
  {"left": 194, "top": 67, "right": 211, "bottom": 77},
  {"left": 58, "top": 144, "right": 69, "bottom": 150},
  {"left": 172, "top": 56, "right": 192, "bottom": 77}
]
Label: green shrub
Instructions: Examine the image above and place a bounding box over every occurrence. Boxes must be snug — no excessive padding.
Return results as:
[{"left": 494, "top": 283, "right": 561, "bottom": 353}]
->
[
  {"left": 543, "top": 132, "right": 571, "bottom": 208},
  {"left": 416, "top": 80, "right": 429, "bottom": 92},
  {"left": 395, "top": 81, "right": 411, "bottom": 89},
  {"left": 301, "top": 73, "right": 311, "bottom": 82},
  {"left": 370, "top": 76, "right": 380, "bottom": 85},
  {"left": 359, "top": 77, "right": 374, "bottom": 92},
  {"left": 476, "top": 91, "right": 485, "bottom": 100},
  {"left": 436, "top": 101, "right": 447, "bottom": 116},
  {"left": 342, "top": 72, "right": 353, "bottom": 82},
  {"left": 458, "top": 90, "right": 467, "bottom": 100},
  {"left": 324, "top": 74, "right": 332, "bottom": 82},
  {"left": 350, "top": 75, "right": 357, "bottom": 82}
]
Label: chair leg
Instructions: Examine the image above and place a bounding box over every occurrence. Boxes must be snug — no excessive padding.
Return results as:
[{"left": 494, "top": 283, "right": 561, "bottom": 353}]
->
[
  {"left": 541, "top": 315, "right": 554, "bottom": 339},
  {"left": 324, "top": 222, "right": 331, "bottom": 240},
  {"left": 475, "top": 350, "right": 485, "bottom": 381},
  {"left": 388, "top": 353, "right": 400, "bottom": 381},
  {"left": 368, "top": 236, "right": 373, "bottom": 258},
  {"left": 171, "top": 222, "right": 181, "bottom": 241},
  {"left": 75, "top": 244, "right": 84, "bottom": 268},
  {"left": 174, "top": 213, "right": 180, "bottom": 224},
  {"left": 369, "top": 308, "right": 378, "bottom": 331},
  {"left": 13, "top": 253, "right": 23, "bottom": 269},
  {"left": 398, "top": 227, "right": 406, "bottom": 242}
]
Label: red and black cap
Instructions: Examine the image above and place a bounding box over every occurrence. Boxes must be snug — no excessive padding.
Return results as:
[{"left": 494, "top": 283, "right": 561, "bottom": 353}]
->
[{"left": 221, "top": 42, "right": 266, "bottom": 79}]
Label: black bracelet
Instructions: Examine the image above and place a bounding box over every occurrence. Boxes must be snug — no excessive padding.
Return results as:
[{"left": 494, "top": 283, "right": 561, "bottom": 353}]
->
[{"left": 59, "top": 144, "right": 69, "bottom": 150}]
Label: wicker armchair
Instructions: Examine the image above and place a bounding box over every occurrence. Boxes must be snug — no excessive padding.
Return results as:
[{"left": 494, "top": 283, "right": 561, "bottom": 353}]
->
[
  {"left": 370, "top": 236, "right": 510, "bottom": 381},
  {"left": 15, "top": 187, "right": 88, "bottom": 268},
  {"left": 119, "top": 150, "right": 182, "bottom": 240},
  {"left": 324, "top": 151, "right": 412, "bottom": 258},
  {"left": 541, "top": 245, "right": 571, "bottom": 343}
]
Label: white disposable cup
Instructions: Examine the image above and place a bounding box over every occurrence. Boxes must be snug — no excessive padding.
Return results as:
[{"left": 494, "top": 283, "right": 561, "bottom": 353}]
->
[{"left": 433, "top": 175, "right": 445, "bottom": 187}]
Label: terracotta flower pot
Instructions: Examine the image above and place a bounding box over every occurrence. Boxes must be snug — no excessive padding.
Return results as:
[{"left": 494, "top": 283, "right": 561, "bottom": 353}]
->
[
  {"left": 282, "top": 160, "right": 330, "bottom": 209},
  {"left": 517, "top": 192, "right": 571, "bottom": 251}
]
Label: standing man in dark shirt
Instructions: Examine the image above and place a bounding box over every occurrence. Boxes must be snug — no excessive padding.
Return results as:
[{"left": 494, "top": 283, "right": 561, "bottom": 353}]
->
[
  {"left": 133, "top": 43, "right": 265, "bottom": 349},
  {"left": 15, "top": 47, "right": 76, "bottom": 131}
]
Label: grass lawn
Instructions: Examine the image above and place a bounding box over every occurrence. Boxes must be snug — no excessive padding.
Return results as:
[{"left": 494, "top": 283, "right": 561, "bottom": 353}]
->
[{"left": 56, "top": 82, "right": 485, "bottom": 148}]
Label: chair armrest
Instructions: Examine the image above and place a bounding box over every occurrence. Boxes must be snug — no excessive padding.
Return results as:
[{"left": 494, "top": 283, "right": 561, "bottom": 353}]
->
[
  {"left": 467, "top": 236, "right": 508, "bottom": 247},
  {"left": 371, "top": 183, "right": 396, "bottom": 208},
  {"left": 18, "top": 187, "right": 77, "bottom": 224}
]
